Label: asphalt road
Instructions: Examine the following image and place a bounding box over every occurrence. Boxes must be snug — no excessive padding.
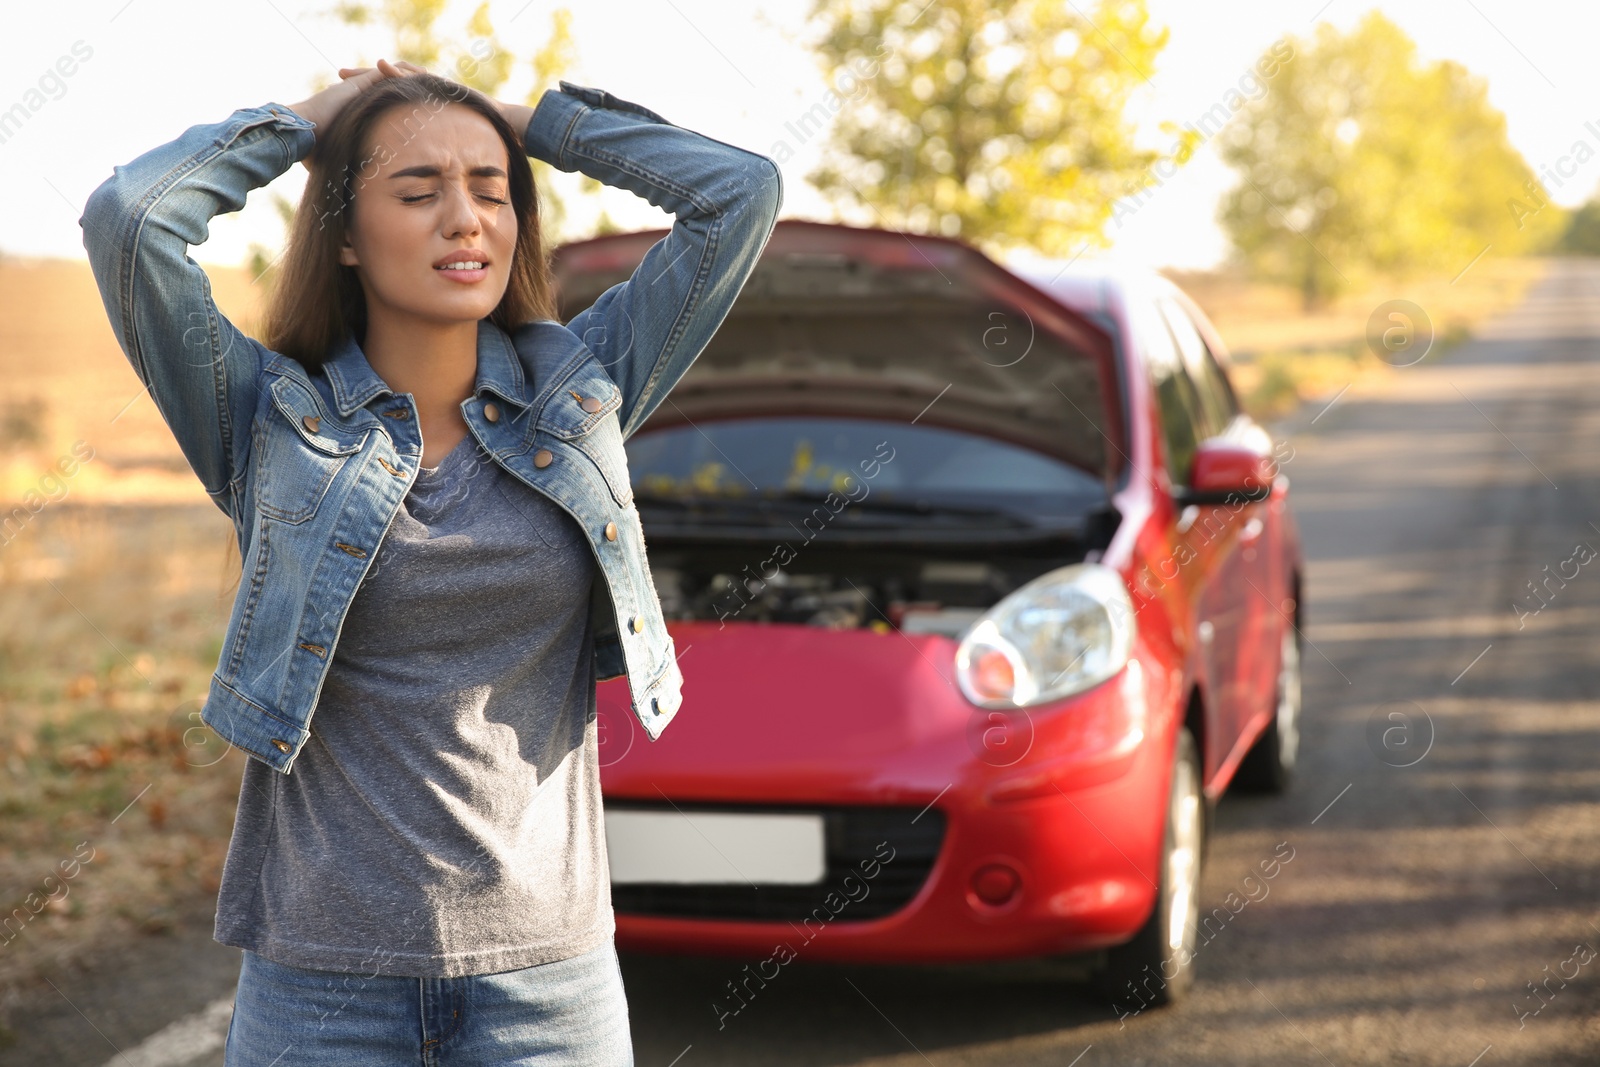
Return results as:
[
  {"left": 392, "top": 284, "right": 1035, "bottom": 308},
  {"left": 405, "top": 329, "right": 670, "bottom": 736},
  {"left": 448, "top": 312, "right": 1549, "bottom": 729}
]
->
[{"left": 11, "top": 259, "right": 1600, "bottom": 1066}]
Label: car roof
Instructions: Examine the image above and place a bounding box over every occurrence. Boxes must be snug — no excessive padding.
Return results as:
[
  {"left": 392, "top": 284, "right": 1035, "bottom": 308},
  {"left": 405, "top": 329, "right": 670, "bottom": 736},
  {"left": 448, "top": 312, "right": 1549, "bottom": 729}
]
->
[{"left": 998, "top": 254, "right": 1181, "bottom": 318}]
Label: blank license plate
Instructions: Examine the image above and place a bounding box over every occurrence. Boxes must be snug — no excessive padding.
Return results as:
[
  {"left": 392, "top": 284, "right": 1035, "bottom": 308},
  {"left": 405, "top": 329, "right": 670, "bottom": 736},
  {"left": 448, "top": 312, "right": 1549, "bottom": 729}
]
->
[{"left": 604, "top": 808, "right": 826, "bottom": 885}]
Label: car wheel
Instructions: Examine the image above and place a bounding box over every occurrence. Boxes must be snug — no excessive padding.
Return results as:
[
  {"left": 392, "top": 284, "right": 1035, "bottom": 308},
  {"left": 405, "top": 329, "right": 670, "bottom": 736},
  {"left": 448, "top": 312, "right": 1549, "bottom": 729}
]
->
[
  {"left": 1234, "top": 617, "right": 1302, "bottom": 793},
  {"left": 1091, "top": 727, "right": 1204, "bottom": 1010}
]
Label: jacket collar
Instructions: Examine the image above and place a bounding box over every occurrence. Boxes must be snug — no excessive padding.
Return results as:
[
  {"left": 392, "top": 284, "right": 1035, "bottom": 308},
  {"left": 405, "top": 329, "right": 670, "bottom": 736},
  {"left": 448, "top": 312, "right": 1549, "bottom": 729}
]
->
[{"left": 322, "top": 318, "right": 528, "bottom": 418}]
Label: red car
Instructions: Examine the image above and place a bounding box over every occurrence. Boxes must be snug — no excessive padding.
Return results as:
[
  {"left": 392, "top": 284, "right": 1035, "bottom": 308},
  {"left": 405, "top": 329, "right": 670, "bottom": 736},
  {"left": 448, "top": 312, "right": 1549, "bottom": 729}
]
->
[{"left": 551, "top": 220, "right": 1304, "bottom": 1007}]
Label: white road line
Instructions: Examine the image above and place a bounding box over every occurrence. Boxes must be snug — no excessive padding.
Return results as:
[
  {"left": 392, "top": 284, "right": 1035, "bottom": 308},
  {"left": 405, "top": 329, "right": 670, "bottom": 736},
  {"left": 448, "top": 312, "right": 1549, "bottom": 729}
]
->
[{"left": 97, "top": 994, "right": 234, "bottom": 1067}]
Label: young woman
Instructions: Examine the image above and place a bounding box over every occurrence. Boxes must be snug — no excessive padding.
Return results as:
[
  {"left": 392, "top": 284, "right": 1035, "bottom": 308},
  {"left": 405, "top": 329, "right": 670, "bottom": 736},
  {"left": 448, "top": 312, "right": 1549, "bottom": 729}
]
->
[{"left": 79, "top": 58, "right": 782, "bottom": 1065}]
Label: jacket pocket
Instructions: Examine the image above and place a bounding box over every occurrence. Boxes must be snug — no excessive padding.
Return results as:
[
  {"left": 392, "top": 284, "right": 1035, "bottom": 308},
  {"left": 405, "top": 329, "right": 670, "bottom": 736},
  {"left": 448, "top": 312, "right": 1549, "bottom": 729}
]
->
[
  {"left": 255, "top": 378, "right": 364, "bottom": 525},
  {"left": 543, "top": 373, "right": 632, "bottom": 507}
]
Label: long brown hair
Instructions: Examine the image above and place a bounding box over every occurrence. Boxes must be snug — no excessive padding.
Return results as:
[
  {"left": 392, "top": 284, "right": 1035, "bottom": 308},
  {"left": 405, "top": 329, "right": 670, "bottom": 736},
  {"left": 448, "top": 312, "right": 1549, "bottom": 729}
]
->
[{"left": 262, "top": 73, "right": 559, "bottom": 370}]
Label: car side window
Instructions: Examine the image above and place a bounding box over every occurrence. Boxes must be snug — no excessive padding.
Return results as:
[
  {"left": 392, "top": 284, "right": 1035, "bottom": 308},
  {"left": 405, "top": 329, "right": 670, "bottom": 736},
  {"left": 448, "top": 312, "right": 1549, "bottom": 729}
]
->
[
  {"left": 1198, "top": 344, "right": 1241, "bottom": 423},
  {"left": 1159, "top": 297, "right": 1240, "bottom": 434},
  {"left": 1158, "top": 297, "right": 1235, "bottom": 437},
  {"left": 1136, "top": 297, "right": 1205, "bottom": 488}
]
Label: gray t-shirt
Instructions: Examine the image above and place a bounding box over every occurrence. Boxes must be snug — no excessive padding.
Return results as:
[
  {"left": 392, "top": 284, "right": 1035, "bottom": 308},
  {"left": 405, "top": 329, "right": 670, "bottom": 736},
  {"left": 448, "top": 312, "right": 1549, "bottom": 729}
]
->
[{"left": 213, "top": 430, "right": 613, "bottom": 977}]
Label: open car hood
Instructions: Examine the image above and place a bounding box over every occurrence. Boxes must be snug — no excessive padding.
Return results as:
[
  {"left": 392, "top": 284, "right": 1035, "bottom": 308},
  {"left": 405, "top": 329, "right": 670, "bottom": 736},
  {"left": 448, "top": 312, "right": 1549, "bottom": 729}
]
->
[{"left": 550, "top": 220, "right": 1124, "bottom": 482}]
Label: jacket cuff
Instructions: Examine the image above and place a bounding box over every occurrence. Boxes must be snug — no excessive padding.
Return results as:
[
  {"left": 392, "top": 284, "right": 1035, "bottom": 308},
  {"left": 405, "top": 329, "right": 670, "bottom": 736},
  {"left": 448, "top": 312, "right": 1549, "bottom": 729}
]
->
[
  {"left": 524, "top": 81, "right": 675, "bottom": 171},
  {"left": 524, "top": 85, "right": 588, "bottom": 170},
  {"left": 257, "top": 101, "right": 319, "bottom": 165}
]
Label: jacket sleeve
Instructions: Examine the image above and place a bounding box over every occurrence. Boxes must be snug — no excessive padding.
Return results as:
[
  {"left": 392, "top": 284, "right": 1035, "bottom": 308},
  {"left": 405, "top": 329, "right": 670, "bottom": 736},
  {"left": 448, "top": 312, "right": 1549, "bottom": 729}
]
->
[
  {"left": 78, "top": 103, "right": 318, "bottom": 519},
  {"left": 524, "top": 81, "right": 783, "bottom": 439}
]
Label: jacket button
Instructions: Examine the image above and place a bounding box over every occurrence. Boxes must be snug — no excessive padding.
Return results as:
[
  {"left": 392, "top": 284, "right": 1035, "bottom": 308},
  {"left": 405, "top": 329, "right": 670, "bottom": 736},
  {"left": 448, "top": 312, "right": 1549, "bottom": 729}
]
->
[
  {"left": 270, "top": 738, "right": 291, "bottom": 753},
  {"left": 630, "top": 615, "right": 644, "bottom": 633},
  {"left": 580, "top": 396, "right": 603, "bottom": 414},
  {"left": 302, "top": 415, "right": 320, "bottom": 433},
  {"left": 533, "top": 449, "right": 554, "bottom": 468},
  {"left": 604, "top": 521, "right": 617, "bottom": 541},
  {"left": 484, "top": 402, "right": 500, "bottom": 423}
]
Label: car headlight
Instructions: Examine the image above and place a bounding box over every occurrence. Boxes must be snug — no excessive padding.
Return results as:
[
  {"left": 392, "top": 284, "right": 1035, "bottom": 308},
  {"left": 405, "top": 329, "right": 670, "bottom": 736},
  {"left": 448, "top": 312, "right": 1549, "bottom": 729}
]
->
[{"left": 954, "top": 563, "right": 1137, "bottom": 709}]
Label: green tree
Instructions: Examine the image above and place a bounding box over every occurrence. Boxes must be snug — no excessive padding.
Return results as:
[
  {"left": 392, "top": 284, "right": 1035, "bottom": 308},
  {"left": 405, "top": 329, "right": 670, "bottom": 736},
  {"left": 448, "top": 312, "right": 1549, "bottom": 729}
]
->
[
  {"left": 248, "top": 1, "right": 603, "bottom": 286},
  {"left": 1556, "top": 193, "right": 1600, "bottom": 254},
  {"left": 1219, "top": 10, "right": 1558, "bottom": 310},
  {"left": 804, "top": 0, "right": 1190, "bottom": 258}
]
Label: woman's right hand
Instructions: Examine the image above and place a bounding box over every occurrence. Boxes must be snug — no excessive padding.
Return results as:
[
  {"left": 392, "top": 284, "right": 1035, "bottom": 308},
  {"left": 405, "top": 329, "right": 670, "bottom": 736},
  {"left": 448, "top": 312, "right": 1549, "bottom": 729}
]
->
[{"left": 286, "top": 58, "right": 417, "bottom": 170}]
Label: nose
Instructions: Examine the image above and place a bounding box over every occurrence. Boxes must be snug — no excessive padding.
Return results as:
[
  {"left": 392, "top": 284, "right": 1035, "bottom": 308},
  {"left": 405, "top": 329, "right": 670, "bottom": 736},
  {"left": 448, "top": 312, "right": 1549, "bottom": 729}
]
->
[{"left": 440, "top": 180, "right": 482, "bottom": 240}]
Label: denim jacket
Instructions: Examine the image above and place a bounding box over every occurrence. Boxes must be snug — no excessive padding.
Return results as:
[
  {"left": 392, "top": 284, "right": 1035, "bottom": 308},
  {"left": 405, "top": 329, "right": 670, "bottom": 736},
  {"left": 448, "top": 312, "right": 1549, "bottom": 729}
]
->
[{"left": 78, "top": 81, "right": 782, "bottom": 774}]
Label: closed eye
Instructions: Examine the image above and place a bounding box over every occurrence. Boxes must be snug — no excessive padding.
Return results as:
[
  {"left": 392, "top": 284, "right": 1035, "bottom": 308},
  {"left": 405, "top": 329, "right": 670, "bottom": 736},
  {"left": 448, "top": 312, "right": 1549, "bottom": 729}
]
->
[{"left": 400, "top": 193, "right": 509, "bottom": 205}]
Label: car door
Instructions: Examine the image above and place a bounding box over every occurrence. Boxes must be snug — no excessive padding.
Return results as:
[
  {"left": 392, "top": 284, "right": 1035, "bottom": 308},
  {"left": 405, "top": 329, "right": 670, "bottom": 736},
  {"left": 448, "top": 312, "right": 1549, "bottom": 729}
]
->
[
  {"left": 1134, "top": 294, "right": 1243, "bottom": 784},
  {"left": 1159, "top": 294, "right": 1278, "bottom": 758}
]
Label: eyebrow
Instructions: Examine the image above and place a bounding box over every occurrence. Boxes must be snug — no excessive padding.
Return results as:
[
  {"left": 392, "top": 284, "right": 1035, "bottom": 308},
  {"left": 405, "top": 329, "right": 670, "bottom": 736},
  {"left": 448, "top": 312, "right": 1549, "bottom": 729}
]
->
[{"left": 388, "top": 164, "right": 508, "bottom": 180}]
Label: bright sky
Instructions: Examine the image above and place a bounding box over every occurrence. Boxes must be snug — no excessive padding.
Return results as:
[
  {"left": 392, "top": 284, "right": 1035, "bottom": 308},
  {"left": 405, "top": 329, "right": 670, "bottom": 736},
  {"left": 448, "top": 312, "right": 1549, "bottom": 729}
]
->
[{"left": 4, "top": 0, "right": 1596, "bottom": 271}]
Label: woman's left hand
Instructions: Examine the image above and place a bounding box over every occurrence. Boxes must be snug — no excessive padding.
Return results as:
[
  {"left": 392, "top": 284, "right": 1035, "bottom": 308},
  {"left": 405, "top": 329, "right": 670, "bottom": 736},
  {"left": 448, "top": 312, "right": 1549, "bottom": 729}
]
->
[{"left": 335, "top": 59, "right": 429, "bottom": 82}]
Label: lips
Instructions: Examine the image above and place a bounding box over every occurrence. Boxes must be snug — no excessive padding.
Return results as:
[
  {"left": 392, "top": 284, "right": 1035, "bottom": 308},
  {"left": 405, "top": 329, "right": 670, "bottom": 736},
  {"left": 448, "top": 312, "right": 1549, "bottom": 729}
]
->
[
  {"left": 434, "top": 249, "right": 489, "bottom": 269},
  {"left": 434, "top": 249, "right": 490, "bottom": 283}
]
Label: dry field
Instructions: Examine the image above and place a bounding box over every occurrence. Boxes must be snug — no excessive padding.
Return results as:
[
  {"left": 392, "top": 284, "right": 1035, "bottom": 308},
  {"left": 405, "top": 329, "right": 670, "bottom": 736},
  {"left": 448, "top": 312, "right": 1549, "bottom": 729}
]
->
[
  {"left": 0, "top": 250, "right": 1558, "bottom": 1044},
  {"left": 1167, "top": 256, "right": 1552, "bottom": 420},
  {"left": 0, "top": 255, "right": 252, "bottom": 1044}
]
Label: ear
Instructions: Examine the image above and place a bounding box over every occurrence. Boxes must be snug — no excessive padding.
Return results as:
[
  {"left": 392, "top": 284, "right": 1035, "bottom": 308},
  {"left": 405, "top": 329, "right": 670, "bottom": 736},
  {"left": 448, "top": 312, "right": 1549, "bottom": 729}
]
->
[{"left": 339, "top": 239, "right": 360, "bottom": 267}]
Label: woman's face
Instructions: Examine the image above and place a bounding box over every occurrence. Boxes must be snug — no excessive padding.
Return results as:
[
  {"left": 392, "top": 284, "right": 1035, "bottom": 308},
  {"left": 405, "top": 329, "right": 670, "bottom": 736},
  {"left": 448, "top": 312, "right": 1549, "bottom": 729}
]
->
[{"left": 339, "top": 102, "right": 517, "bottom": 328}]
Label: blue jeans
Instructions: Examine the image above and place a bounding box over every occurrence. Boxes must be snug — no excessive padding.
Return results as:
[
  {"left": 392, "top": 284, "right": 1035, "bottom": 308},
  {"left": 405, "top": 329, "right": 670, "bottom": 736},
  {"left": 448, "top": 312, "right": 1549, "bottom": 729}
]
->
[{"left": 223, "top": 939, "right": 634, "bottom": 1065}]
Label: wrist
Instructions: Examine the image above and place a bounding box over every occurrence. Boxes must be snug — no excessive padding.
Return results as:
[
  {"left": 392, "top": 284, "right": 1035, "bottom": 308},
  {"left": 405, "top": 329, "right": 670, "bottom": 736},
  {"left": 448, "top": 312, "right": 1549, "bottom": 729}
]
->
[
  {"left": 282, "top": 100, "right": 321, "bottom": 128},
  {"left": 498, "top": 101, "right": 535, "bottom": 139}
]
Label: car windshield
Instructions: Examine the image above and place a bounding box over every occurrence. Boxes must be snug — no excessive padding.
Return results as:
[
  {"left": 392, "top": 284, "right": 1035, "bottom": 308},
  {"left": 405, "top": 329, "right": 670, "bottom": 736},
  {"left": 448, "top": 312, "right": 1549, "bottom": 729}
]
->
[{"left": 625, "top": 416, "right": 1103, "bottom": 516}]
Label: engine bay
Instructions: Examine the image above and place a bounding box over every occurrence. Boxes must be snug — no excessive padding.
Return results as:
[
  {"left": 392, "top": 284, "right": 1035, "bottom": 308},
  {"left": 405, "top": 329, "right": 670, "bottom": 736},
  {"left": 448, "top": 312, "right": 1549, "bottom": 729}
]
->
[{"left": 645, "top": 542, "right": 1103, "bottom": 636}]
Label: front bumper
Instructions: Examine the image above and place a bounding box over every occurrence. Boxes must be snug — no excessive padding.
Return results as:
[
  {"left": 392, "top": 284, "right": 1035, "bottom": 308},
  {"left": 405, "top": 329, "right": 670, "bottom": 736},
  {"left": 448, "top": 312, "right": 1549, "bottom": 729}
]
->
[{"left": 600, "top": 622, "right": 1183, "bottom": 964}]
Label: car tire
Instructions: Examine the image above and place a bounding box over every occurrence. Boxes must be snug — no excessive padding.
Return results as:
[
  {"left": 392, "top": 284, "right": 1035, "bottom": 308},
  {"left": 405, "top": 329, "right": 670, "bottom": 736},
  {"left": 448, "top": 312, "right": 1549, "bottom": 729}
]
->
[
  {"left": 1233, "top": 617, "right": 1302, "bottom": 793},
  {"left": 1091, "top": 726, "right": 1204, "bottom": 1010}
]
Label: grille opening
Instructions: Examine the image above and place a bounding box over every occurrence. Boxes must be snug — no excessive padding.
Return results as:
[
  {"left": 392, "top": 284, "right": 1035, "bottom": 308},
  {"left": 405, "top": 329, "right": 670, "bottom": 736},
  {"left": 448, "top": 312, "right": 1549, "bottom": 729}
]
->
[{"left": 608, "top": 803, "right": 946, "bottom": 923}]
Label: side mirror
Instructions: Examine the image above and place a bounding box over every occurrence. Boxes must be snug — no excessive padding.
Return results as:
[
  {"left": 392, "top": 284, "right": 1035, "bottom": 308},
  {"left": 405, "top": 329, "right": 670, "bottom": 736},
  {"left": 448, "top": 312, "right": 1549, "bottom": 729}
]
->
[{"left": 1176, "top": 433, "right": 1277, "bottom": 507}]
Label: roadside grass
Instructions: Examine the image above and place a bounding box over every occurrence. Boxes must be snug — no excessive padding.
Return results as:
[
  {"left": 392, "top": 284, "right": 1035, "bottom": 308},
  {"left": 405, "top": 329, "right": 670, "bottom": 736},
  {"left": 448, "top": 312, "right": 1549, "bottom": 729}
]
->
[
  {"left": 0, "top": 502, "right": 244, "bottom": 1043},
  {"left": 0, "top": 256, "right": 251, "bottom": 1038},
  {"left": 1164, "top": 256, "right": 1552, "bottom": 423}
]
